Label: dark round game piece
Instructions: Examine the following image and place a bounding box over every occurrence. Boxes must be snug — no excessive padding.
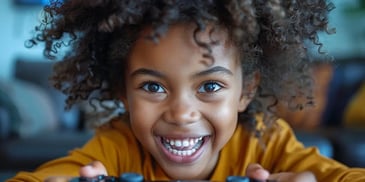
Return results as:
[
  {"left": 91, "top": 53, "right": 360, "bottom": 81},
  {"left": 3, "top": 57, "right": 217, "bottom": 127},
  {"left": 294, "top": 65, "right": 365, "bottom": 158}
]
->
[
  {"left": 104, "top": 175, "right": 118, "bottom": 182},
  {"left": 120, "top": 172, "right": 144, "bottom": 182},
  {"left": 226, "top": 176, "right": 250, "bottom": 182}
]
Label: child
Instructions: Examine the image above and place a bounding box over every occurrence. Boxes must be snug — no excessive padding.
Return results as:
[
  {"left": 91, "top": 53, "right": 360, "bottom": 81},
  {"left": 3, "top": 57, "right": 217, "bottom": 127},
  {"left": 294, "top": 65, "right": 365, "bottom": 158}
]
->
[{"left": 8, "top": 0, "right": 365, "bottom": 181}]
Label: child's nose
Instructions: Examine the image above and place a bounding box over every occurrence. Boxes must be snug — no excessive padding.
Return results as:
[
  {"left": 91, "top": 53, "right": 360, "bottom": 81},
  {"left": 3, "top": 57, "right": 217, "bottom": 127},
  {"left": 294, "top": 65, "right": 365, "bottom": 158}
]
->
[{"left": 163, "top": 95, "right": 201, "bottom": 125}]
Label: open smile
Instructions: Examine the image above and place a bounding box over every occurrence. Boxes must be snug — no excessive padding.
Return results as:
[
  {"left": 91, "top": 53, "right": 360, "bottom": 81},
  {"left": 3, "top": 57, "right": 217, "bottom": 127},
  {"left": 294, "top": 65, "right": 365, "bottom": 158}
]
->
[
  {"left": 156, "top": 135, "right": 210, "bottom": 163},
  {"left": 162, "top": 137, "right": 204, "bottom": 156}
]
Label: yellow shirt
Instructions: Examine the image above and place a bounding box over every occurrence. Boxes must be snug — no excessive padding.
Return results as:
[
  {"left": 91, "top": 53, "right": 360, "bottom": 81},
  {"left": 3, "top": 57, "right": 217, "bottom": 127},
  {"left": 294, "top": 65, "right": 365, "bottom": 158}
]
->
[
  {"left": 7, "top": 116, "right": 365, "bottom": 182},
  {"left": 344, "top": 83, "right": 365, "bottom": 127}
]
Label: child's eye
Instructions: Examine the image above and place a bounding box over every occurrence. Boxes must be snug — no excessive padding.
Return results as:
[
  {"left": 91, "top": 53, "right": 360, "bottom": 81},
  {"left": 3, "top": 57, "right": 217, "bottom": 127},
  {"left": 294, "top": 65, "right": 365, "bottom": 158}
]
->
[
  {"left": 141, "top": 82, "right": 165, "bottom": 93},
  {"left": 198, "top": 81, "right": 223, "bottom": 93}
]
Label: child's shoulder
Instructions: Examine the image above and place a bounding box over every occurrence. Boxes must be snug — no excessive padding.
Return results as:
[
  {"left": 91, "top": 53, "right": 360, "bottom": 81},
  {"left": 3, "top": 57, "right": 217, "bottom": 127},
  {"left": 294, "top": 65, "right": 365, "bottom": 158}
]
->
[
  {"left": 237, "top": 114, "right": 297, "bottom": 149},
  {"left": 95, "top": 115, "right": 135, "bottom": 141},
  {"left": 234, "top": 114, "right": 293, "bottom": 142},
  {"left": 252, "top": 114, "right": 293, "bottom": 134}
]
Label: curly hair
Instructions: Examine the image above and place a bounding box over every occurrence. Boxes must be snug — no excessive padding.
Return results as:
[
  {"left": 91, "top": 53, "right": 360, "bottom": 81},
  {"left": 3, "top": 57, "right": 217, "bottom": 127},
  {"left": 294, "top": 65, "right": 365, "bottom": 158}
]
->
[{"left": 27, "top": 0, "right": 334, "bottom": 136}]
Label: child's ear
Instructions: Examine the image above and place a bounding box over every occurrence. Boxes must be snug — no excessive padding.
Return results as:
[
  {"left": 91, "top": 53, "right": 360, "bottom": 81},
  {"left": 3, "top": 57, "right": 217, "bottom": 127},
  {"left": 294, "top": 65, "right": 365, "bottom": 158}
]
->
[{"left": 238, "top": 72, "right": 260, "bottom": 112}]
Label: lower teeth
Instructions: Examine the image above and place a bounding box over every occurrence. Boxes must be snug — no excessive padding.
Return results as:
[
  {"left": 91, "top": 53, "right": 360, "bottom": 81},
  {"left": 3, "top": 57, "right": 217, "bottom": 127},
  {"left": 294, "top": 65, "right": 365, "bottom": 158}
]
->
[{"left": 169, "top": 148, "right": 196, "bottom": 156}]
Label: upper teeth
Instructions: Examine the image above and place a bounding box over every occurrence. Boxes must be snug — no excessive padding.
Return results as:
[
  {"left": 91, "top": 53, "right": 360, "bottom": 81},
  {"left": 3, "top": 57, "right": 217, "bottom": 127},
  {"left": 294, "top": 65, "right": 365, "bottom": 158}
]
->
[{"left": 165, "top": 137, "right": 203, "bottom": 148}]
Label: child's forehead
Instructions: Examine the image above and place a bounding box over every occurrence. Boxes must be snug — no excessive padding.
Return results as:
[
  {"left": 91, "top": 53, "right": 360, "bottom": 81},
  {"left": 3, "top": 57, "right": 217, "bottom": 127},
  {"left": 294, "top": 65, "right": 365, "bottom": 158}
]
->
[
  {"left": 134, "top": 23, "right": 238, "bottom": 66},
  {"left": 139, "top": 23, "right": 233, "bottom": 49},
  {"left": 128, "top": 23, "right": 240, "bottom": 70}
]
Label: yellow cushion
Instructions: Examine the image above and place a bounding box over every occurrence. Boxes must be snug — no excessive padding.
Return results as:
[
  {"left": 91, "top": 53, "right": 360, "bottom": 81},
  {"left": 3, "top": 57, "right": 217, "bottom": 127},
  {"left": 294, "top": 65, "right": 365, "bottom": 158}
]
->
[{"left": 344, "top": 83, "right": 365, "bottom": 127}]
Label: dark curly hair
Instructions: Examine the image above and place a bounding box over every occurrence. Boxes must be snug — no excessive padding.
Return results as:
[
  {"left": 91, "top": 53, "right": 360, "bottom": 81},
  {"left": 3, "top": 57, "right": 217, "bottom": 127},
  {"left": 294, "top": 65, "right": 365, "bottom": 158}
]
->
[{"left": 27, "top": 0, "right": 334, "bottom": 136}]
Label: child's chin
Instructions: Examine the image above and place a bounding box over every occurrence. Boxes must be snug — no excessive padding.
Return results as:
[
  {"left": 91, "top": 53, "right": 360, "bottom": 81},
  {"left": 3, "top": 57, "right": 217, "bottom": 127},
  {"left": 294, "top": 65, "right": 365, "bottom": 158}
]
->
[{"left": 162, "top": 166, "right": 206, "bottom": 180}]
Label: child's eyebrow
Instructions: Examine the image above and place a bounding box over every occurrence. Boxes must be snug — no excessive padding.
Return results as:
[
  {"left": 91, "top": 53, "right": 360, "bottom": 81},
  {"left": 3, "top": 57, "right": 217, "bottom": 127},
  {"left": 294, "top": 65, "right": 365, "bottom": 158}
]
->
[
  {"left": 129, "top": 66, "right": 233, "bottom": 79},
  {"left": 193, "top": 66, "right": 233, "bottom": 78},
  {"left": 130, "top": 68, "right": 165, "bottom": 78}
]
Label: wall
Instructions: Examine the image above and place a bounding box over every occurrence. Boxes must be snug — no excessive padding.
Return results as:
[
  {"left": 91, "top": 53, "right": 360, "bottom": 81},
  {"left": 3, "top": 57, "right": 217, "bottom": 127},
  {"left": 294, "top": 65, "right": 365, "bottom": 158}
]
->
[
  {"left": 0, "top": 1, "right": 44, "bottom": 80},
  {"left": 319, "top": 0, "right": 365, "bottom": 58},
  {"left": 0, "top": 0, "right": 365, "bottom": 80}
]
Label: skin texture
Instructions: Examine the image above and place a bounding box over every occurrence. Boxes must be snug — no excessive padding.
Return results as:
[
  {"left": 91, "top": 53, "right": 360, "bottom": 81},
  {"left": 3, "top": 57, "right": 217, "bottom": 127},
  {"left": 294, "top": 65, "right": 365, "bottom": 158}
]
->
[{"left": 123, "top": 24, "right": 251, "bottom": 179}]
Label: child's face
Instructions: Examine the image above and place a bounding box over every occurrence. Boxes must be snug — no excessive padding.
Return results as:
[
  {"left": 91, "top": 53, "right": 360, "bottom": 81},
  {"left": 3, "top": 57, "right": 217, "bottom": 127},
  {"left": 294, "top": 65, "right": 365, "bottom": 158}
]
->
[{"left": 122, "top": 24, "right": 254, "bottom": 179}]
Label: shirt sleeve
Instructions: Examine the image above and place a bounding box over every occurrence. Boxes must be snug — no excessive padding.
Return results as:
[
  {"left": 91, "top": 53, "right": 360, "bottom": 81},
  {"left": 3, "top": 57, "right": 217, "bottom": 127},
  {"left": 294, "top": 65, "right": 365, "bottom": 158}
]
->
[
  {"left": 6, "top": 120, "right": 139, "bottom": 182},
  {"left": 259, "top": 119, "right": 365, "bottom": 182},
  {"left": 6, "top": 139, "right": 98, "bottom": 181}
]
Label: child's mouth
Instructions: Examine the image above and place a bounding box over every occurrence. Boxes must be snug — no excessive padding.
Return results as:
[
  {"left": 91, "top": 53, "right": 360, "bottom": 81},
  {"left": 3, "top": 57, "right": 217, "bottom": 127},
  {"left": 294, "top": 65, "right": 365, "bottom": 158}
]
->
[
  {"left": 157, "top": 136, "right": 209, "bottom": 163},
  {"left": 162, "top": 137, "right": 204, "bottom": 156}
]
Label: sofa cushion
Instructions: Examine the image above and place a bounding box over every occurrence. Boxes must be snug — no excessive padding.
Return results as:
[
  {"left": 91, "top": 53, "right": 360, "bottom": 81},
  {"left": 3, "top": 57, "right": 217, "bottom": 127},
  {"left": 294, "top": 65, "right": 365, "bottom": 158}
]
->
[
  {"left": 0, "top": 86, "right": 22, "bottom": 138},
  {"left": 14, "top": 59, "right": 81, "bottom": 130},
  {"left": 0, "top": 79, "right": 58, "bottom": 138}
]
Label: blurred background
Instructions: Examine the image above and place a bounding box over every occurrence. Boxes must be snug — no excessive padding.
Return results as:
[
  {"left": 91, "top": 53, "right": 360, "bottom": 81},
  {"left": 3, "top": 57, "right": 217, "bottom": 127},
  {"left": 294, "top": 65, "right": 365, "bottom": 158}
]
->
[
  {"left": 0, "top": 0, "right": 365, "bottom": 181},
  {"left": 2, "top": 0, "right": 365, "bottom": 79}
]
